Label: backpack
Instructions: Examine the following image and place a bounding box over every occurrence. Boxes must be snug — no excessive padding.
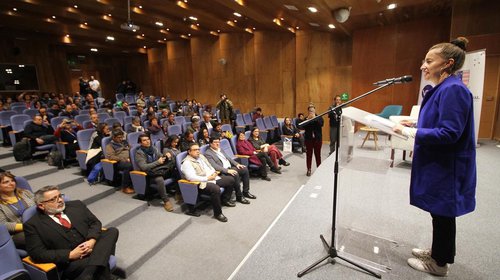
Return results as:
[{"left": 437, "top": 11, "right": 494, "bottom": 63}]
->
[
  {"left": 13, "top": 138, "right": 32, "bottom": 162},
  {"left": 47, "top": 150, "right": 63, "bottom": 168}
]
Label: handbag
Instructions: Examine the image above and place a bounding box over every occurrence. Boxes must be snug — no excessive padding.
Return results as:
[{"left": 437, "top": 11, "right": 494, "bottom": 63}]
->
[{"left": 283, "top": 138, "right": 292, "bottom": 153}]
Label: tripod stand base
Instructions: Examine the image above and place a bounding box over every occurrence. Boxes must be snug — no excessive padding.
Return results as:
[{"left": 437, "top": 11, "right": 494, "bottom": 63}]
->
[{"left": 297, "top": 234, "right": 382, "bottom": 278}]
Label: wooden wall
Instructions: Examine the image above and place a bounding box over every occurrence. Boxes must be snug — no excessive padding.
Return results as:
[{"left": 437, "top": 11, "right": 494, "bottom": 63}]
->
[
  {"left": 149, "top": 30, "right": 352, "bottom": 140},
  {"left": 352, "top": 16, "right": 451, "bottom": 116},
  {"left": 0, "top": 30, "right": 149, "bottom": 99}
]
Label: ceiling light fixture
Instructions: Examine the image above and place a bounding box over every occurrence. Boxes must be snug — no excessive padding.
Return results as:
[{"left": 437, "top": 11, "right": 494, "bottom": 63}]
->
[
  {"left": 65, "top": 34, "right": 70, "bottom": 37},
  {"left": 245, "top": 28, "right": 253, "bottom": 34},
  {"left": 177, "top": 1, "right": 188, "bottom": 9},
  {"left": 387, "top": 3, "right": 397, "bottom": 10},
  {"left": 210, "top": 31, "right": 219, "bottom": 36},
  {"left": 74, "top": 5, "right": 78, "bottom": 8},
  {"left": 155, "top": 21, "right": 163, "bottom": 27},
  {"left": 233, "top": 12, "right": 242, "bottom": 17},
  {"left": 189, "top": 16, "right": 198, "bottom": 21},
  {"left": 108, "top": 13, "right": 112, "bottom": 17},
  {"left": 106, "top": 36, "right": 115, "bottom": 41},
  {"left": 273, "top": 18, "right": 282, "bottom": 26},
  {"left": 138, "top": 5, "right": 143, "bottom": 9},
  {"left": 328, "top": 24, "right": 335, "bottom": 29},
  {"left": 143, "top": 46, "right": 147, "bottom": 48},
  {"left": 90, "top": 48, "right": 98, "bottom": 52},
  {"left": 52, "top": 15, "right": 56, "bottom": 19},
  {"left": 13, "top": 8, "right": 17, "bottom": 11},
  {"left": 234, "top": 0, "right": 244, "bottom": 6},
  {"left": 308, "top": 7, "right": 318, "bottom": 13},
  {"left": 84, "top": 22, "right": 88, "bottom": 25},
  {"left": 333, "top": 7, "right": 351, "bottom": 23}
]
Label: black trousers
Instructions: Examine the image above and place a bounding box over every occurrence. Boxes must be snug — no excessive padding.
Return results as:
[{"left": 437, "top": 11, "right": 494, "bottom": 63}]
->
[
  {"left": 63, "top": 227, "right": 119, "bottom": 280},
  {"left": 431, "top": 213, "right": 456, "bottom": 265},
  {"left": 200, "top": 177, "right": 233, "bottom": 217},
  {"left": 225, "top": 168, "right": 250, "bottom": 196},
  {"left": 116, "top": 161, "right": 133, "bottom": 188}
]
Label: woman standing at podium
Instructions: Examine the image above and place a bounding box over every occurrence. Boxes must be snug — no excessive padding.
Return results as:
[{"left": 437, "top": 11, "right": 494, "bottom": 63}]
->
[{"left": 394, "top": 37, "right": 476, "bottom": 277}]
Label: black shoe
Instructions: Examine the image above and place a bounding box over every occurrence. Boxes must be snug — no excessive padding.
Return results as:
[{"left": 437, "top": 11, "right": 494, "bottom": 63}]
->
[
  {"left": 261, "top": 176, "right": 271, "bottom": 181},
  {"left": 243, "top": 192, "right": 257, "bottom": 199},
  {"left": 236, "top": 197, "right": 250, "bottom": 204},
  {"left": 271, "top": 168, "right": 281, "bottom": 174},
  {"left": 306, "top": 170, "right": 311, "bottom": 176},
  {"left": 279, "top": 159, "right": 290, "bottom": 166},
  {"left": 222, "top": 201, "right": 236, "bottom": 207},
  {"left": 215, "top": 214, "right": 228, "bottom": 222}
]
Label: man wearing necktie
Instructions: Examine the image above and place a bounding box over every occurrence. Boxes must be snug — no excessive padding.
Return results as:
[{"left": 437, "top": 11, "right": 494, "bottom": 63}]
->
[{"left": 24, "top": 186, "right": 119, "bottom": 280}]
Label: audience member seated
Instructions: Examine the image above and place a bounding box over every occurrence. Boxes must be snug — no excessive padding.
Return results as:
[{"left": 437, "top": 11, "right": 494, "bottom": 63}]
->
[
  {"left": 24, "top": 186, "right": 119, "bottom": 280},
  {"left": 184, "top": 100, "right": 196, "bottom": 117},
  {"left": 200, "top": 112, "right": 216, "bottom": 131},
  {"left": 181, "top": 143, "right": 235, "bottom": 222},
  {"left": 162, "top": 135, "right": 181, "bottom": 159},
  {"left": 161, "top": 112, "right": 176, "bottom": 133},
  {"left": 24, "top": 115, "right": 57, "bottom": 151},
  {"left": 86, "top": 113, "right": 99, "bottom": 129},
  {"left": 135, "top": 92, "right": 146, "bottom": 108},
  {"left": 235, "top": 132, "right": 272, "bottom": 181},
  {"left": 187, "top": 116, "right": 200, "bottom": 134},
  {"left": 249, "top": 127, "right": 289, "bottom": 170},
  {"left": 146, "top": 96, "right": 157, "bottom": 111},
  {"left": 158, "top": 108, "right": 170, "bottom": 120},
  {"left": 210, "top": 122, "right": 223, "bottom": 140},
  {"left": 54, "top": 119, "right": 83, "bottom": 159},
  {"left": 127, "top": 116, "right": 145, "bottom": 133},
  {"left": 48, "top": 103, "right": 62, "bottom": 117},
  {"left": 135, "top": 134, "right": 174, "bottom": 212},
  {"left": 146, "top": 117, "right": 163, "bottom": 137},
  {"left": 86, "top": 123, "right": 109, "bottom": 184},
  {"left": 295, "top": 113, "right": 305, "bottom": 128},
  {"left": 157, "top": 97, "right": 169, "bottom": 111},
  {"left": 173, "top": 101, "right": 183, "bottom": 116},
  {"left": 204, "top": 137, "right": 255, "bottom": 202},
  {"left": 38, "top": 107, "right": 52, "bottom": 125},
  {"left": 180, "top": 131, "right": 196, "bottom": 152},
  {"left": 198, "top": 128, "right": 210, "bottom": 146},
  {"left": 60, "top": 104, "right": 78, "bottom": 119},
  {"left": 117, "top": 101, "right": 131, "bottom": 116},
  {"left": 0, "top": 171, "right": 35, "bottom": 249},
  {"left": 105, "top": 129, "right": 135, "bottom": 194},
  {"left": 252, "top": 107, "right": 264, "bottom": 122},
  {"left": 135, "top": 105, "right": 145, "bottom": 117},
  {"left": 282, "top": 117, "right": 305, "bottom": 153}
]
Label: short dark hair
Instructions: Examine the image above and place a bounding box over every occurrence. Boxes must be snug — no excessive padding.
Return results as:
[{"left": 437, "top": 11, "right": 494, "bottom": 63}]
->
[
  {"left": 208, "top": 137, "right": 220, "bottom": 144},
  {"left": 138, "top": 133, "right": 150, "bottom": 143},
  {"left": 188, "top": 143, "right": 199, "bottom": 151},
  {"left": 112, "top": 129, "right": 124, "bottom": 138}
]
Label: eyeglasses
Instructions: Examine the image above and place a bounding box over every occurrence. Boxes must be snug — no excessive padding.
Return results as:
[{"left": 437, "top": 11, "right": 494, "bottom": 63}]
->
[
  {"left": 42, "top": 193, "right": 65, "bottom": 204},
  {"left": 190, "top": 148, "right": 200, "bottom": 151}
]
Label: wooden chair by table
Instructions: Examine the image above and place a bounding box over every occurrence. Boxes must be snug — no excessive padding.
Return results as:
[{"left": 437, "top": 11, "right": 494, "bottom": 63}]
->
[{"left": 360, "top": 126, "right": 380, "bottom": 150}]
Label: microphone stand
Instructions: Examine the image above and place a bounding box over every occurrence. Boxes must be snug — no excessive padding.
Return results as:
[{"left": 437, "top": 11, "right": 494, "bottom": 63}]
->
[{"left": 297, "top": 81, "right": 396, "bottom": 278}]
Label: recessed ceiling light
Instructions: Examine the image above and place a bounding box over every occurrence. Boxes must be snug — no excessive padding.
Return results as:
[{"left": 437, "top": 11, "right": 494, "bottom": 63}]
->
[
  {"left": 387, "top": 3, "right": 397, "bottom": 9},
  {"left": 143, "top": 46, "right": 147, "bottom": 48},
  {"left": 138, "top": 5, "right": 143, "bottom": 9},
  {"left": 12, "top": 8, "right": 17, "bottom": 11},
  {"left": 163, "top": 38, "right": 167, "bottom": 40},
  {"left": 90, "top": 48, "right": 98, "bottom": 52},
  {"left": 233, "top": 12, "right": 242, "bottom": 17},
  {"left": 284, "top": 5, "right": 298, "bottom": 11},
  {"left": 84, "top": 22, "right": 88, "bottom": 25},
  {"left": 308, "top": 7, "right": 318, "bottom": 13},
  {"left": 141, "top": 33, "right": 145, "bottom": 37},
  {"left": 108, "top": 13, "right": 112, "bottom": 17},
  {"left": 52, "top": 15, "right": 56, "bottom": 19},
  {"left": 155, "top": 21, "right": 163, "bottom": 26},
  {"left": 65, "top": 34, "right": 70, "bottom": 37},
  {"left": 74, "top": 5, "right": 78, "bottom": 8},
  {"left": 106, "top": 36, "right": 115, "bottom": 41},
  {"left": 328, "top": 24, "right": 335, "bottom": 29},
  {"left": 166, "top": 28, "right": 170, "bottom": 31},
  {"left": 309, "top": 22, "right": 320, "bottom": 27},
  {"left": 189, "top": 16, "right": 198, "bottom": 21},
  {"left": 188, "top": 34, "right": 191, "bottom": 36},
  {"left": 217, "top": 30, "right": 220, "bottom": 32}
]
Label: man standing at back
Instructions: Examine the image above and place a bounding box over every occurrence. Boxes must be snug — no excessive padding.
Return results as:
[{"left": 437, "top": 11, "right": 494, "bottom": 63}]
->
[{"left": 24, "top": 186, "right": 119, "bottom": 280}]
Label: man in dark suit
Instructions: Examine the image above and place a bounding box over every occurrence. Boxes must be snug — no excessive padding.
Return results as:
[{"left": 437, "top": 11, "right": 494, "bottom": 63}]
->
[
  {"left": 199, "top": 112, "right": 216, "bottom": 132},
  {"left": 204, "top": 137, "right": 256, "bottom": 203},
  {"left": 24, "top": 186, "right": 119, "bottom": 280}
]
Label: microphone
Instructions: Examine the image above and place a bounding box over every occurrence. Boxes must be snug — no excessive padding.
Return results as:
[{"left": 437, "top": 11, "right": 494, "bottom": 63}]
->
[{"left": 373, "top": 75, "right": 413, "bottom": 85}]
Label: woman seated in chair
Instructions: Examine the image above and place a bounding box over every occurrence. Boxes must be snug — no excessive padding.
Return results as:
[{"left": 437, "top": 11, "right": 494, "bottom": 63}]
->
[
  {"left": 146, "top": 117, "right": 163, "bottom": 138},
  {"left": 162, "top": 135, "right": 181, "bottom": 159},
  {"left": 0, "top": 171, "right": 35, "bottom": 249},
  {"left": 54, "top": 118, "right": 83, "bottom": 159},
  {"left": 248, "top": 127, "right": 290, "bottom": 171},
  {"left": 198, "top": 128, "right": 210, "bottom": 146},
  {"left": 235, "top": 132, "right": 272, "bottom": 181},
  {"left": 282, "top": 117, "right": 305, "bottom": 153}
]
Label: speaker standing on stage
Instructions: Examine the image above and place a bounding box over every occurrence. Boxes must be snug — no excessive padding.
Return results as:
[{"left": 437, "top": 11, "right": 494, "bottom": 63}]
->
[
  {"left": 393, "top": 37, "right": 476, "bottom": 277},
  {"left": 328, "top": 95, "right": 342, "bottom": 155},
  {"left": 300, "top": 105, "right": 324, "bottom": 177}
]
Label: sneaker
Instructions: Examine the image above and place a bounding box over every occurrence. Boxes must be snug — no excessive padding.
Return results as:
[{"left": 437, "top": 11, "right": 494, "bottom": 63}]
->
[
  {"left": 407, "top": 257, "right": 449, "bottom": 277},
  {"left": 412, "top": 248, "right": 431, "bottom": 260},
  {"left": 163, "top": 201, "right": 174, "bottom": 212}
]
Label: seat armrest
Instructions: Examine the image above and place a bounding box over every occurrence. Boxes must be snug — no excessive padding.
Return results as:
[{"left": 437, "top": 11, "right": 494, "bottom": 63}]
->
[
  {"left": 22, "top": 257, "right": 57, "bottom": 272},
  {"left": 235, "top": 155, "right": 249, "bottom": 158},
  {"left": 130, "top": 170, "right": 147, "bottom": 176},
  {"left": 178, "top": 179, "right": 200, "bottom": 185},
  {"left": 101, "top": 159, "right": 117, "bottom": 164}
]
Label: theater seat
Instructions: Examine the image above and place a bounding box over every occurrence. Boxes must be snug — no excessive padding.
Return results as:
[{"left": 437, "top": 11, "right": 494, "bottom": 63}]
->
[{"left": 0, "top": 225, "right": 30, "bottom": 280}]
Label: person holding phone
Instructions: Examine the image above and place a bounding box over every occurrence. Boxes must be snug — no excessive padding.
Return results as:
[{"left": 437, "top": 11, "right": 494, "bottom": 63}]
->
[{"left": 300, "top": 105, "right": 324, "bottom": 176}]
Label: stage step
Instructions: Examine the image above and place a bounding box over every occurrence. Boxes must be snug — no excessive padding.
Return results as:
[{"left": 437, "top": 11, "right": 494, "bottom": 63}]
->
[
  {"left": 0, "top": 157, "right": 24, "bottom": 170},
  {"left": 28, "top": 168, "right": 84, "bottom": 191},
  {"left": 0, "top": 147, "right": 12, "bottom": 160},
  {"left": 87, "top": 191, "right": 148, "bottom": 228},
  {"left": 7, "top": 162, "right": 58, "bottom": 180},
  {"left": 62, "top": 183, "right": 117, "bottom": 205},
  {"left": 114, "top": 208, "right": 192, "bottom": 278}
]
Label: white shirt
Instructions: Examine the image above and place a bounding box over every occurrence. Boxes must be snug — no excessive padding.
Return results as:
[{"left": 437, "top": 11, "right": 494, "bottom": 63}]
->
[
  {"left": 203, "top": 121, "right": 213, "bottom": 130},
  {"left": 212, "top": 148, "right": 231, "bottom": 169},
  {"left": 48, "top": 212, "right": 72, "bottom": 226},
  {"left": 181, "top": 155, "right": 220, "bottom": 183}
]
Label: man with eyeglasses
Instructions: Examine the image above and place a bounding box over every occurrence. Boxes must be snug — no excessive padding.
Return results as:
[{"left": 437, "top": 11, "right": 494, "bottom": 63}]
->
[
  {"left": 24, "top": 186, "right": 119, "bottom": 280},
  {"left": 204, "top": 137, "right": 256, "bottom": 203},
  {"left": 181, "top": 143, "right": 235, "bottom": 222}
]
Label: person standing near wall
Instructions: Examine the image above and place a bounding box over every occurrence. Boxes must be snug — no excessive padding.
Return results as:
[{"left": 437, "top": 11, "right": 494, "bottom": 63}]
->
[
  {"left": 328, "top": 95, "right": 342, "bottom": 155},
  {"left": 216, "top": 94, "right": 233, "bottom": 125},
  {"left": 393, "top": 37, "right": 476, "bottom": 277}
]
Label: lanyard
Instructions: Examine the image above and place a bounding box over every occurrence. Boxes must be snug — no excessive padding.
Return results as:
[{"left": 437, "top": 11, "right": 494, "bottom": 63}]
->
[{"left": 7, "top": 194, "right": 26, "bottom": 217}]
